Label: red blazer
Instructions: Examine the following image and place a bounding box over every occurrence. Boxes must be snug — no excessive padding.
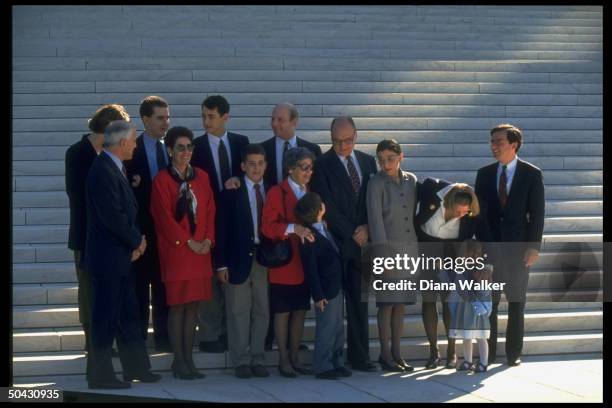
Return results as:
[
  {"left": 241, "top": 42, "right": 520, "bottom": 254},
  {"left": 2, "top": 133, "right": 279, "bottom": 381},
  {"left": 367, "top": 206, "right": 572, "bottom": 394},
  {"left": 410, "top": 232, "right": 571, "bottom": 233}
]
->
[
  {"left": 150, "top": 168, "right": 216, "bottom": 283},
  {"left": 261, "top": 179, "right": 305, "bottom": 285}
]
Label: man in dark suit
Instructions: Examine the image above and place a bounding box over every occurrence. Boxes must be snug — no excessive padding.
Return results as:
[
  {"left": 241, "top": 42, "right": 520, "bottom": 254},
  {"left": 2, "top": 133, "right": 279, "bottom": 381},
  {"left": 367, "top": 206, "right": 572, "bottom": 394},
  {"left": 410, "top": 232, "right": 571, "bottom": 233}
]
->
[
  {"left": 474, "top": 123, "right": 545, "bottom": 367},
  {"left": 260, "top": 102, "right": 322, "bottom": 351},
  {"left": 261, "top": 103, "right": 322, "bottom": 187},
  {"left": 65, "top": 104, "right": 129, "bottom": 359},
  {"left": 215, "top": 144, "right": 271, "bottom": 379},
  {"left": 124, "top": 95, "right": 171, "bottom": 352},
  {"left": 84, "top": 120, "right": 161, "bottom": 389},
  {"left": 191, "top": 95, "right": 250, "bottom": 353},
  {"left": 309, "top": 116, "right": 378, "bottom": 372}
]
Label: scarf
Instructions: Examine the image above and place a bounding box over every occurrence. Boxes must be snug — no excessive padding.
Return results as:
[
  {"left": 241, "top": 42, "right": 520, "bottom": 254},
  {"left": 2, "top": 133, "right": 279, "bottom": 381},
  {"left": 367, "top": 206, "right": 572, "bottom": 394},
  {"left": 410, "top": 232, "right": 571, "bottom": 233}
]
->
[{"left": 168, "top": 165, "right": 198, "bottom": 235}]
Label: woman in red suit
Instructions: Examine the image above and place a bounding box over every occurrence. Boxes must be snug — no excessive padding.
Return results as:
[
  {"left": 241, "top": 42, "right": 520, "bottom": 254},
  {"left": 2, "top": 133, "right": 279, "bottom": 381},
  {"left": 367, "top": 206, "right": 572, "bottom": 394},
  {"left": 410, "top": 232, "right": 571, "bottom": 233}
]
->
[
  {"left": 261, "top": 147, "right": 316, "bottom": 378},
  {"left": 150, "top": 126, "right": 215, "bottom": 380}
]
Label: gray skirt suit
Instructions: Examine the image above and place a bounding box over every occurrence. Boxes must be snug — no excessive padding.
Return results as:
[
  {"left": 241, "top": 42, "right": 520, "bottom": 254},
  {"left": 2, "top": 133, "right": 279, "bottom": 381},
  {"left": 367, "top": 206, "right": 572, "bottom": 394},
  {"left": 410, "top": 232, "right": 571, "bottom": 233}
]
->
[{"left": 366, "top": 170, "right": 420, "bottom": 305}]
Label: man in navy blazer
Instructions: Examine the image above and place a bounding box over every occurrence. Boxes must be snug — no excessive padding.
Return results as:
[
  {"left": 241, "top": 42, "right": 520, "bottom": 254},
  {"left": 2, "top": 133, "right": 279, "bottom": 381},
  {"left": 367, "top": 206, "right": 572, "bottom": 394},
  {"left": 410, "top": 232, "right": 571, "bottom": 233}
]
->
[
  {"left": 260, "top": 103, "right": 322, "bottom": 188},
  {"left": 475, "top": 124, "right": 545, "bottom": 367},
  {"left": 191, "top": 95, "right": 250, "bottom": 353},
  {"left": 214, "top": 144, "right": 271, "bottom": 379},
  {"left": 124, "top": 95, "right": 171, "bottom": 352},
  {"left": 84, "top": 120, "right": 160, "bottom": 389},
  {"left": 309, "top": 116, "right": 378, "bottom": 372}
]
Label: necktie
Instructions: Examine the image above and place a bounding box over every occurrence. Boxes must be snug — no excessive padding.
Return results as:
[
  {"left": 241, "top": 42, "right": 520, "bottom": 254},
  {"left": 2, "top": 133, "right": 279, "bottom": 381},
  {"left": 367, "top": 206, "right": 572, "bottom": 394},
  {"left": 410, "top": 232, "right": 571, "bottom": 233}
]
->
[
  {"left": 218, "top": 138, "right": 231, "bottom": 187},
  {"left": 499, "top": 165, "right": 508, "bottom": 209},
  {"left": 254, "top": 183, "right": 263, "bottom": 237},
  {"left": 155, "top": 140, "right": 167, "bottom": 174},
  {"left": 121, "top": 164, "right": 127, "bottom": 179},
  {"left": 346, "top": 155, "right": 361, "bottom": 195},
  {"left": 282, "top": 141, "right": 291, "bottom": 180}
]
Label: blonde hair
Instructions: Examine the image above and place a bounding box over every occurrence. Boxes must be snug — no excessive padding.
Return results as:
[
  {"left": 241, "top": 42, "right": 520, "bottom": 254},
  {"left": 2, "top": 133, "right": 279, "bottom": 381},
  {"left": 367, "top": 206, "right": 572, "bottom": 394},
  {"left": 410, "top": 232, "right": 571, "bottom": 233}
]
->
[{"left": 443, "top": 183, "right": 480, "bottom": 217}]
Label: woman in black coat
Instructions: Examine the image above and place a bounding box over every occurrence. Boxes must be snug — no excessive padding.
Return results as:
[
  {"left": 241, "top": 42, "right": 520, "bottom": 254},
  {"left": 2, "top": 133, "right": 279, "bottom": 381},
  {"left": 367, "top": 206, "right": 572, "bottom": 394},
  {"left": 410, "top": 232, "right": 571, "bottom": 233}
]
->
[{"left": 415, "top": 177, "right": 494, "bottom": 369}]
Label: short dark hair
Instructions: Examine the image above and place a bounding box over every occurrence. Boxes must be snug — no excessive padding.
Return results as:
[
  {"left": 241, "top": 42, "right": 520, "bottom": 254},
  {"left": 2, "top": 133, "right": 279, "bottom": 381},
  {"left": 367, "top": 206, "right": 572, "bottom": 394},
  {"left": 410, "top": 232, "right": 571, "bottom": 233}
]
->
[
  {"left": 294, "top": 192, "right": 322, "bottom": 227},
  {"left": 88, "top": 104, "right": 130, "bottom": 133},
  {"left": 330, "top": 116, "right": 356, "bottom": 136},
  {"left": 376, "top": 139, "right": 402, "bottom": 155},
  {"left": 241, "top": 143, "right": 266, "bottom": 163},
  {"left": 164, "top": 126, "right": 194, "bottom": 150},
  {"left": 139, "top": 95, "right": 169, "bottom": 118},
  {"left": 490, "top": 123, "right": 523, "bottom": 152},
  {"left": 202, "top": 95, "right": 230, "bottom": 116}
]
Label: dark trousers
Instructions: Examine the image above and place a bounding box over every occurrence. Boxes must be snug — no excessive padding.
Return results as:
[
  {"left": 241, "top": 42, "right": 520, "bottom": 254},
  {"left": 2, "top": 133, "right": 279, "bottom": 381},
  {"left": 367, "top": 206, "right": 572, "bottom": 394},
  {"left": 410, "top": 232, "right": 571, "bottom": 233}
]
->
[
  {"left": 73, "top": 250, "right": 92, "bottom": 353},
  {"left": 88, "top": 271, "right": 151, "bottom": 382},
  {"left": 344, "top": 256, "right": 370, "bottom": 364},
  {"left": 488, "top": 265, "right": 529, "bottom": 363},
  {"left": 133, "top": 247, "right": 169, "bottom": 346}
]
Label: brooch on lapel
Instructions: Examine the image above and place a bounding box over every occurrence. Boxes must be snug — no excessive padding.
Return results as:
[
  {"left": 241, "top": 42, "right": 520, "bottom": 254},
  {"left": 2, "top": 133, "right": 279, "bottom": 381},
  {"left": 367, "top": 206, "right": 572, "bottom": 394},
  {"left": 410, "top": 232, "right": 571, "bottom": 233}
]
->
[
  {"left": 131, "top": 174, "right": 142, "bottom": 188},
  {"left": 429, "top": 204, "right": 436, "bottom": 211}
]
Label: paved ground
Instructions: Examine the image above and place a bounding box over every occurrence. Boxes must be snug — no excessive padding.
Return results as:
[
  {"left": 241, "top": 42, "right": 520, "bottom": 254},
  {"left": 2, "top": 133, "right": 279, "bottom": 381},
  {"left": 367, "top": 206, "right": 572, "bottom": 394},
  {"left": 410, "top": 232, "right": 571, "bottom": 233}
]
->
[{"left": 13, "top": 354, "right": 602, "bottom": 403}]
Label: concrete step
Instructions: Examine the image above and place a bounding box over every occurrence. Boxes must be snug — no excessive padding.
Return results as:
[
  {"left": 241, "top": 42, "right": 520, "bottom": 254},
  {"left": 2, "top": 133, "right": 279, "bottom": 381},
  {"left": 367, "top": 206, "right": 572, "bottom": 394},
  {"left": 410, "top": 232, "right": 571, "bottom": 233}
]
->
[
  {"left": 12, "top": 308, "right": 602, "bottom": 353},
  {"left": 11, "top": 130, "right": 603, "bottom": 149},
  {"left": 11, "top": 330, "right": 602, "bottom": 377},
  {"left": 11, "top": 69, "right": 605, "bottom": 84},
  {"left": 11, "top": 142, "right": 603, "bottom": 163},
  {"left": 11, "top": 91, "right": 600, "bottom": 108},
  {"left": 11, "top": 265, "right": 603, "bottom": 307}
]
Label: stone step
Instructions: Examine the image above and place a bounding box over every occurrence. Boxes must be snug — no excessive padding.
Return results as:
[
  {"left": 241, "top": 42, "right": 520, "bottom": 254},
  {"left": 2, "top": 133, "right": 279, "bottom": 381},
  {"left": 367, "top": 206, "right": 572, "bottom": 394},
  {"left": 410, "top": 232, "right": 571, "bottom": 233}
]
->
[
  {"left": 11, "top": 308, "right": 602, "bottom": 353},
  {"left": 11, "top": 92, "right": 601, "bottom": 108},
  {"left": 11, "top": 70, "right": 605, "bottom": 85},
  {"left": 13, "top": 57, "right": 602, "bottom": 73},
  {"left": 11, "top": 330, "right": 603, "bottom": 377},
  {"left": 12, "top": 103, "right": 605, "bottom": 121},
  {"left": 12, "top": 130, "right": 603, "bottom": 149},
  {"left": 11, "top": 142, "right": 603, "bottom": 163},
  {"left": 11, "top": 266, "right": 603, "bottom": 307}
]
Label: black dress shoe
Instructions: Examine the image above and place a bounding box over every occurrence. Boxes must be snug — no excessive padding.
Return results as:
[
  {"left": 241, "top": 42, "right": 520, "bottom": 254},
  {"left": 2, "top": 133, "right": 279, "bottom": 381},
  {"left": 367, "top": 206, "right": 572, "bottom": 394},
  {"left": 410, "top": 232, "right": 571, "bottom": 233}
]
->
[
  {"left": 425, "top": 356, "right": 441, "bottom": 369},
  {"left": 335, "top": 366, "right": 352, "bottom": 377},
  {"left": 316, "top": 369, "right": 340, "bottom": 380},
  {"left": 394, "top": 358, "right": 414, "bottom": 372},
  {"left": 293, "top": 365, "right": 313, "bottom": 375},
  {"left": 88, "top": 379, "right": 131, "bottom": 389},
  {"left": 278, "top": 366, "right": 297, "bottom": 378},
  {"left": 199, "top": 340, "right": 226, "bottom": 353},
  {"left": 507, "top": 358, "right": 521, "bottom": 367},
  {"left": 235, "top": 365, "right": 253, "bottom": 379},
  {"left": 351, "top": 361, "right": 378, "bottom": 372},
  {"left": 378, "top": 356, "right": 404, "bottom": 372},
  {"left": 123, "top": 371, "right": 162, "bottom": 383}
]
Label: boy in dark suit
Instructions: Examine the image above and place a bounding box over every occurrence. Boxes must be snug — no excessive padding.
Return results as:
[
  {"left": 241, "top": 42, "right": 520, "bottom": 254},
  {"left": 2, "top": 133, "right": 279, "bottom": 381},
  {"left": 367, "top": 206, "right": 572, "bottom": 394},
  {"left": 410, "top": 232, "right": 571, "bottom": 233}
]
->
[
  {"left": 215, "top": 144, "right": 271, "bottom": 379},
  {"left": 295, "top": 192, "right": 352, "bottom": 380}
]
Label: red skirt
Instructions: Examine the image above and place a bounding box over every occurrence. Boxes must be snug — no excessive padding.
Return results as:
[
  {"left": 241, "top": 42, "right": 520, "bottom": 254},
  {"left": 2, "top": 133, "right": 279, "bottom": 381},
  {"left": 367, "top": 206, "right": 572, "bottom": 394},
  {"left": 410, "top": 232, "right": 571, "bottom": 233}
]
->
[{"left": 165, "top": 278, "right": 212, "bottom": 306}]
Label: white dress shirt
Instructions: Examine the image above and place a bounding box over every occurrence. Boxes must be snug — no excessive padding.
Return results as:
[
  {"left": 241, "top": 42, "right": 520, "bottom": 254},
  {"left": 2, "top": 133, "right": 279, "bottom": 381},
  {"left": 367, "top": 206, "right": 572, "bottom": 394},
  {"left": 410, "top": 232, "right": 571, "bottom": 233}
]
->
[
  {"left": 207, "top": 131, "right": 232, "bottom": 191},
  {"left": 420, "top": 183, "right": 462, "bottom": 240},
  {"left": 284, "top": 176, "right": 306, "bottom": 235},
  {"left": 336, "top": 150, "right": 362, "bottom": 184},
  {"left": 275, "top": 135, "right": 297, "bottom": 184},
  {"left": 244, "top": 176, "right": 266, "bottom": 245},
  {"left": 496, "top": 155, "right": 519, "bottom": 197}
]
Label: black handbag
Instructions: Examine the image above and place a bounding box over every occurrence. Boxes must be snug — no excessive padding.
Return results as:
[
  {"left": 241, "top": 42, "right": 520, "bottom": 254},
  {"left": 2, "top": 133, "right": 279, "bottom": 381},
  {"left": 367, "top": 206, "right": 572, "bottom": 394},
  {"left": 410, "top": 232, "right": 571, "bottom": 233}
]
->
[{"left": 256, "top": 188, "right": 293, "bottom": 267}]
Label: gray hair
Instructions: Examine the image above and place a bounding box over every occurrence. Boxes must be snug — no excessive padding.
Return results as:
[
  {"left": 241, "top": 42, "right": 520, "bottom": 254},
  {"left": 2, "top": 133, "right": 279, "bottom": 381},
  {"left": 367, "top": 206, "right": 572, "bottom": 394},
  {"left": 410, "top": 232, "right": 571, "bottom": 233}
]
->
[
  {"left": 103, "top": 120, "right": 134, "bottom": 147},
  {"left": 274, "top": 102, "right": 299, "bottom": 121},
  {"left": 283, "top": 146, "right": 315, "bottom": 171}
]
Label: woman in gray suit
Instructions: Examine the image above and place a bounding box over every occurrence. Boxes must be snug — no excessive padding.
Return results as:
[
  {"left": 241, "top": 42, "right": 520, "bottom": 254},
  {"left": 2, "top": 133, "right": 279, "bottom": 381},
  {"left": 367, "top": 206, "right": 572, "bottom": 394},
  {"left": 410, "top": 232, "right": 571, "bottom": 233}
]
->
[{"left": 366, "top": 139, "right": 419, "bottom": 372}]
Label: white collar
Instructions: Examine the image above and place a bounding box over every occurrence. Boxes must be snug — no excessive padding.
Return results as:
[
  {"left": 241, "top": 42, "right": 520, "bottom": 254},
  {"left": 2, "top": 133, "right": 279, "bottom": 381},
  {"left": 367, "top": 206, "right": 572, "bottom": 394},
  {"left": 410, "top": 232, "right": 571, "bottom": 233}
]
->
[
  {"left": 335, "top": 150, "right": 357, "bottom": 163},
  {"left": 244, "top": 176, "right": 264, "bottom": 191},
  {"left": 276, "top": 135, "right": 297, "bottom": 147},
  {"left": 499, "top": 155, "right": 518, "bottom": 172},
  {"left": 207, "top": 131, "right": 228, "bottom": 144},
  {"left": 288, "top": 176, "right": 306, "bottom": 192}
]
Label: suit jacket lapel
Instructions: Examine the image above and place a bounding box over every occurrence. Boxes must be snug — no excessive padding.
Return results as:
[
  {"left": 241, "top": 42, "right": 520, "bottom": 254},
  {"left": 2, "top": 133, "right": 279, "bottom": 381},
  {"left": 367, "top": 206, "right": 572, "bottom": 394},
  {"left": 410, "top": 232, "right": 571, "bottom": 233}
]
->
[
  {"left": 504, "top": 159, "right": 523, "bottom": 210},
  {"left": 136, "top": 134, "right": 152, "bottom": 184},
  {"left": 203, "top": 133, "right": 221, "bottom": 192},
  {"left": 228, "top": 133, "right": 241, "bottom": 175},
  {"left": 102, "top": 153, "right": 138, "bottom": 208},
  {"left": 239, "top": 179, "right": 255, "bottom": 234}
]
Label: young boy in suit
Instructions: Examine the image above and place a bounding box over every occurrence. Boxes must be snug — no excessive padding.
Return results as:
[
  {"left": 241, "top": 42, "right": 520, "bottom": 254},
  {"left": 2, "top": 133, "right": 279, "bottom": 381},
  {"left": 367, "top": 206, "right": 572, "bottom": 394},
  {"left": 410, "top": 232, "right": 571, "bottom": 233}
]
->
[{"left": 295, "top": 192, "right": 352, "bottom": 380}]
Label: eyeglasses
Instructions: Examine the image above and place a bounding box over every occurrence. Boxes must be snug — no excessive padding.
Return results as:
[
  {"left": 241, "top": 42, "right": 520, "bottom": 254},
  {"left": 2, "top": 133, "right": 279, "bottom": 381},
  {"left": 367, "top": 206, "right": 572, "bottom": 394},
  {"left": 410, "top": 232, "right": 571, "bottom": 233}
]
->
[
  {"left": 332, "top": 137, "right": 355, "bottom": 147},
  {"left": 174, "top": 144, "right": 194, "bottom": 152},
  {"left": 295, "top": 164, "right": 313, "bottom": 172}
]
